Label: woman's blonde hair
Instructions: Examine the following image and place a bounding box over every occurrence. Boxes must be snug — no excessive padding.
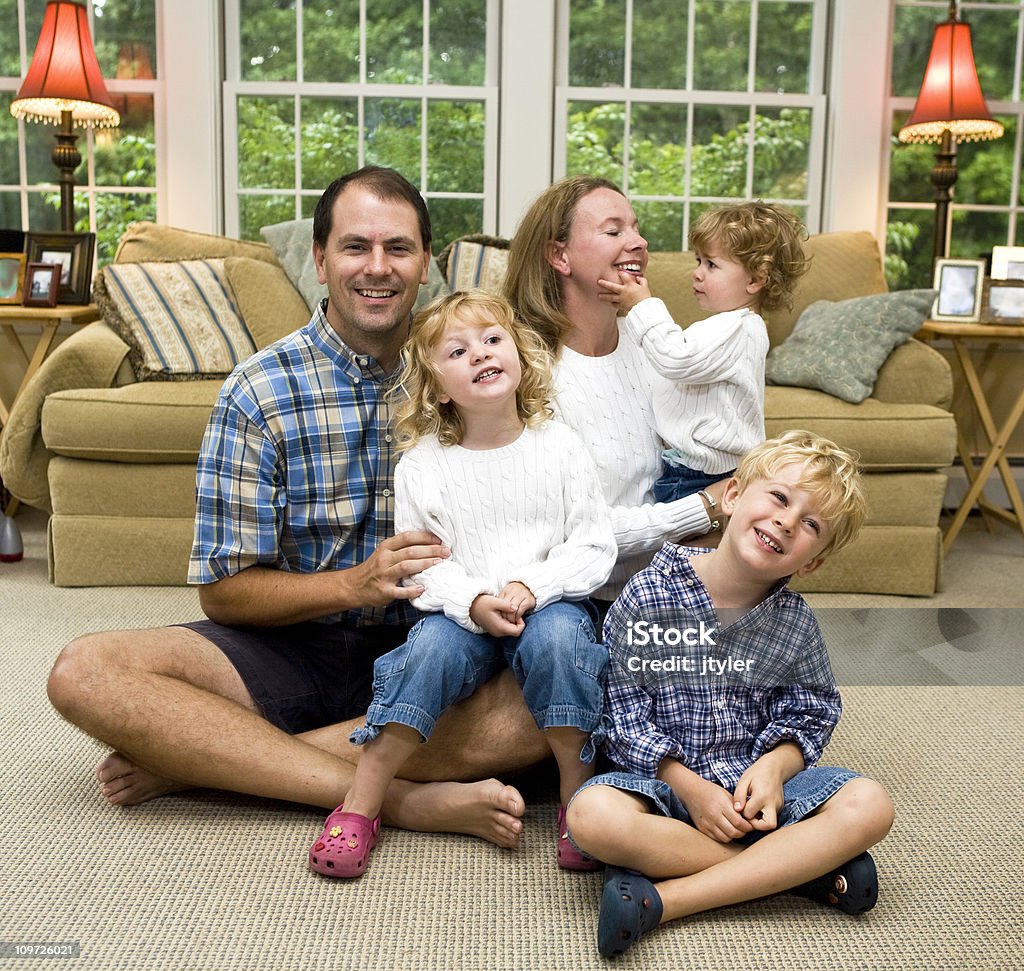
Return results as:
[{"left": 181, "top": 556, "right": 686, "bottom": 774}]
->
[
  {"left": 392, "top": 290, "right": 555, "bottom": 449},
  {"left": 733, "top": 430, "right": 867, "bottom": 559},
  {"left": 503, "top": 176, "right": 624, "bottom": 353}
]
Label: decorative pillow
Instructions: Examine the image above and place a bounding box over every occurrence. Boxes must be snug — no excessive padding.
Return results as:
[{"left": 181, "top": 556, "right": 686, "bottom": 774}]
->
[
  {"left": 260, "top": 218, "right": 325, "bottom": 313},
  {"left": 96, "top": 259, "right": 256, "bottom": 381},
  {"left": 223, "top": 256, "right": 310, "bottom": 350},
  {"left": 765, "top": 289, "right": 936, "bottom": 404},
  {"left": 440, "top": 236, "right": 510, "bottom": 293}
]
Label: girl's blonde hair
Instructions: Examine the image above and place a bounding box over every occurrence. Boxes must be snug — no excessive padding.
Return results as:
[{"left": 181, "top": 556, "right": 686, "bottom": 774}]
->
[
  {"left": 392, "top": 290, "right": 555, "bottom": 449},
  {"left": 733, "top": 430, "right": 867, "bottom": 560}
]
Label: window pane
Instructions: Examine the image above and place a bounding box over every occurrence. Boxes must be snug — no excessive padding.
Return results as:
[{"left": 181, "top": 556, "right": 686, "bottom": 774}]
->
[
  {"left": 690, "top": 105, "right": 748, "bottom": 197},
  {"left": 92, "top": 0, "right": 158, "bottom": 79},
  {"left": 967, "top": 8, "right": 1018, "bottom": 102},
  {"left": 890, "top": 6, "right": 939, "bottom": 98},
  {"left": 0, "top": 93, "right": 18, "bottom": 185},
  {"left": 27, "top": 190, "right": 61, "bottom": 232},
  {"left": 238, "top": 96, "right": 295, "bottom": 189},
  {"left": 0, "top": 0, "right": 19, "bottom": 76},
  {"left": 569, "top": 0, "right": 625, "bottom": 88},
  {"left": 693, "top": 0, "right": 750, "bottom": 91},
  {"left": 634, "top": 200, "right": 684, "bottom": 252},
  {"left": 429, "top": 197, "right": 483, "bottom": 253},
  {"left": 755, "top": 2, "right": 812, "bottom": 94},
  {"left": 93, "top": 96, "right": 156, "bottom": 189},
  {"left": 427, "top": 100, "right": 484, "bottom": 193},
  {"left": 631, "top": 0, "right": 686, "bottom": 90},
  {"left": 303, "top": 0, "right": 360, "bottom": 83},
  {"left": 752, "top": 107, "right": 810, "bottom": 198},
  {"left": 885, "top": 208, "right": 933, "bottom": 289},
  {"left": 25, "top": 122, "right": 58, "bottom": 187},
  {"left": 240, "top": 0, "right": 297, "bottom": 81},
  {"left": 300, "top": 97, "right": 360, "bottom": 191},
  {"left": 956, "top": 115, "right": 1015, "bottom": 208},
  {"left": 430, "top": 0, "right": 486, "bottom": 85},
  {"left": 366, "top": 0, "right": 423, "bottom": 83},
  {"left": 364, "top": 98, "right": 421, "bottom": 178},
  {"left": 629, "top": 103, "right": 686, "bottom": 196},
  {"left": 239, "top": 194, "right": 296, "bottom": 241},
  {"left": 93, "top": 192, "right": 157, "bottom": 265},
  {"left": 565, "top": 101, "right": 625, "bottom": 185},
  {"left": 950, "top": 208, "right": 1008, "bottom": 262},
  {"left": 0, "top": 192, "right": 20, "bottom": 229}
]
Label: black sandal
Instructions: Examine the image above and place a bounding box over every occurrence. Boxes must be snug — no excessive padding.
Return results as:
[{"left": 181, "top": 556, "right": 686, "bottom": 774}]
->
[
  {"left": 597, "top": 866, "right": 664, "bottom": 957},
  {"left": 792, "top": 851, "right": 878, "bottom": 914}
]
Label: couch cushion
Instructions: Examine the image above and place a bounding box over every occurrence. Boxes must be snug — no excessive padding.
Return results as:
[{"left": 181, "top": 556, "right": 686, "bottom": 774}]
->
[
  {"left": 764, "top": 386, "right": 956, "bottom": 469},
  {"left": 115, "top": 222, "right": 279, "bottom": 265},
  {"left": 223, "top": 256, "right": 310, "bottom": 349},
  {"left": 42, "top": 381, "right": 221, "bottom": 462},
  {"left": 439, "top": 235, "right": 510, "bottom": 292},
  {"left": 49, "top": 457, "right": 199, "bottom": 518},
  {"left": 764, "top": 289, "right": 936, "bottom": 403},
  {"left": 96, "top": 260, "right": 256, "bottom": 381}
]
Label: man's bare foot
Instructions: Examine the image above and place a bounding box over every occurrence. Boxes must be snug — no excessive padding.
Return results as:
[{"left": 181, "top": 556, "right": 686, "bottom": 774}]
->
[
  {"left": 95, "top": 752, "right": 186, "bottom": 806},
  {"left": 386, "top": 777, "right": 526, "bottom": 848}
]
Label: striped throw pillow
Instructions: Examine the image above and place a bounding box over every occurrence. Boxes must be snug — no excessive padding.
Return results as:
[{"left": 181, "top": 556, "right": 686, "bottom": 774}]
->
[{"left": 98, "top": 259, "right": 256, "bottom": 381}]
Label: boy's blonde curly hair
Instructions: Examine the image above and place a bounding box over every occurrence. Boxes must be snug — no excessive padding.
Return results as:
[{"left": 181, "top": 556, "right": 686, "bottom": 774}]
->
[
  {"left": 733, "top": 430, "right": 867, "bottom": 560},
  {"left": 689, "top": 203, "right": 810, "bottom": 313},
  {"left": 392, "top": 290, "right": 555, "bottom": 449}
]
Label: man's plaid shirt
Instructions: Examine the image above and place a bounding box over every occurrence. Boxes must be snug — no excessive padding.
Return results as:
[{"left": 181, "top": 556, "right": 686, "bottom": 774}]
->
[
  {"left": 600, "top": 544, "right": 841, "bottom": 789},
  {"left": 188, "top": 302, "right": 416, "bottom": 628}
]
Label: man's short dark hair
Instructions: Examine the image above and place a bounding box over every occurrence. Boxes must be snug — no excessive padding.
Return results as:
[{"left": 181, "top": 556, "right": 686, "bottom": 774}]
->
[{"left": 312, "top": 166, "right": 432, "bottom": 252}]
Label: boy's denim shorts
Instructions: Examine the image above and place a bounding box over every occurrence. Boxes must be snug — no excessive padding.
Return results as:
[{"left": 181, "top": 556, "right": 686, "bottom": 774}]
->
[{"left": 570, "top": 764, "right": 859, "bottom": 843}]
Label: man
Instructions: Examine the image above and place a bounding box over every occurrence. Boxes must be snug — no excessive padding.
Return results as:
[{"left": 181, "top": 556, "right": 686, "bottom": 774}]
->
[{"left": 46, "top": 167, "right": 543, "bottom": 848}]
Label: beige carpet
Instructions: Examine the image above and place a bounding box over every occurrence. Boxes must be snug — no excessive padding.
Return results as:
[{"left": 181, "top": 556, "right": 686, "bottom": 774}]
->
[{"left": 1, "top": 509, "right": 1022, "bottom": 970}]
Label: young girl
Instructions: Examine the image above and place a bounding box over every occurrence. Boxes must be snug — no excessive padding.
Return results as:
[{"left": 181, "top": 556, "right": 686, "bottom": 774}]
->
[{"left": 307, "top": 290, "right": 617, "bottom": 879}]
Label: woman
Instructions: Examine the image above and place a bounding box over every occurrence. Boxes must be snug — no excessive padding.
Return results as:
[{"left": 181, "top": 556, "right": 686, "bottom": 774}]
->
[{"left": 503, "top": 176, "right": 720, "bottom": 602}]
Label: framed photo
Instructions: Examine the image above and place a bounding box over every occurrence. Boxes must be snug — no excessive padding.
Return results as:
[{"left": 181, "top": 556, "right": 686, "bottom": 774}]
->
[
  {"left": 931, "top": 258, "right": 986, "bottom": 322},
  {"left": 982, "top": 278, "right": 1024, "bottom": 325},
  {"left": 24, "top": 231, "right": 96, "bottom": 304},
  {"left": 990, "top": 246, "right": 1024, "bottom": 281},
  {"left": 0, "top": 251, "right": 27, "bottom": 305},
  {"left": 22, "top": 261, "right": 61, "bottom": 308}
]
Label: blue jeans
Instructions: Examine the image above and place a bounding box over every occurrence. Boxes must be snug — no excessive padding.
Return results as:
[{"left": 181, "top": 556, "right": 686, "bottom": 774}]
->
[
  {"left": 652, "top": 459, "right": 733, "bottom": 504},
  {"left": 350, "top": 601, "right": 607, "bottom": 753}
]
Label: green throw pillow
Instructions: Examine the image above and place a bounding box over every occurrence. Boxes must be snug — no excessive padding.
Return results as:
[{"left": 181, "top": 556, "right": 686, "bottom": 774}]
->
[{"left": 765, "top": 289, "right": 936, "bottom": 403}]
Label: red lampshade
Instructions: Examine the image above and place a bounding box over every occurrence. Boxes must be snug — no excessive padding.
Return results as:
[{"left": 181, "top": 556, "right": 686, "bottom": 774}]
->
[
  {"left": 10, "top": 0, "right": 120, "bottom": 129},
  {"left": 898, "top": 15, "right": 1003, "bottom": 144}
]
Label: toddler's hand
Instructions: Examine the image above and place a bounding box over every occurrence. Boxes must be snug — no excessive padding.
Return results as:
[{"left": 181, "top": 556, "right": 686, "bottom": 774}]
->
[
  {"left": 498, "top": 581, "right": 536, "bottom": 623},
  {"left": 470, "top": 594, "right": 527, "bottom": 638},
  {"left": 597, "top": 272, "right": 652, "bottom": 313}
]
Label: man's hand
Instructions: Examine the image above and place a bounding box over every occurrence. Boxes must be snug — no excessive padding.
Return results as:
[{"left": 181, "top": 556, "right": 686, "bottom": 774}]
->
[
  {"left": 597, "top": 272, "right": 652, "bottom": 313},
  {"left": 354, "top": 530, "right": 451, "bottom": 606}
]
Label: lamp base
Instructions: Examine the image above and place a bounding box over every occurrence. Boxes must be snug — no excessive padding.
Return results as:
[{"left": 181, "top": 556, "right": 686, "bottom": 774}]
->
[
  {"left": 52, "top": 108, "right": 80, "bottom": 233},
  {"left": 930, "top": 129, "right": 958, "bottom": 263}
]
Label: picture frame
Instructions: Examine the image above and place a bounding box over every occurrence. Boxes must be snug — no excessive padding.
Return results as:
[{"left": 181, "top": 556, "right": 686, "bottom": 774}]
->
[
  {"left": 24, "top": 231, "right": 96, "bottom": 304},
  {"left": 990, "top": 245, "right": 1024, "bottom": 281},
  {"left": 931, "top": 258, "right": 986, "bottom": 322},
  {"left": 982, "top": 278, "right": 1024, "bottom": 325},
  {"left": 0, "top": 251, "right": 27, "bottom": 305},
  {"left": 22, "top": 261, "right": 61, "bottom": 308}
]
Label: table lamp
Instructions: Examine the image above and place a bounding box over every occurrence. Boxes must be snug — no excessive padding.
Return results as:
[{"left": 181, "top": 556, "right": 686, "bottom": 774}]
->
[
  {"left": 897, "top": 0, "right": 1003, "bottom": 263},
  {"left": 9, "top": 0, "right": 120, "bottom": 232}
]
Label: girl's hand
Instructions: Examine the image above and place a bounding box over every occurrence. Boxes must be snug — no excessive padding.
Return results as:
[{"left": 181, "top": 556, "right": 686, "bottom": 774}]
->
[
  {"left": 683, "top": 778, "right": 755, "bottom": 843},
  {"left": 498, "top": 581, "right": 536, "bottom": 624},
  {"left": 470, "top": 594, "right": 527, "bottom": 638}
]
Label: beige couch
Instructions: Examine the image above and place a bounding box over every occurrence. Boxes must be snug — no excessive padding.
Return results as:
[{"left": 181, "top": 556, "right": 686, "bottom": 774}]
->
[{"left": 0, "top": 223, "right": 957, "bottom": 593}]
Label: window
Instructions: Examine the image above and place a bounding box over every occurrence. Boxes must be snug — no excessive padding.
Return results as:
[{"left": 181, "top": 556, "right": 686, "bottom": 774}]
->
[
  {"left": 557, "top": 0, "right": 828, "bottom": 249},
  {"left": 888, "top": 0, "right": 1024, "bottom": 289},
  {"left": 223, "top": 0, "right": 497, "bottom": 251},
  {"left": 0, "top": 0, "right": 160, "bottom": 264}
]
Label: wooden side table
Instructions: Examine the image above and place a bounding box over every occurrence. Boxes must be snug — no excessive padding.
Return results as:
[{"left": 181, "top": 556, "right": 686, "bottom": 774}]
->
[
  {"left": 0, "top": 303, "right": 100, "bottom": 515},
  {"left": 918, "top": 319, "right": 1024, "bottom": 552}
]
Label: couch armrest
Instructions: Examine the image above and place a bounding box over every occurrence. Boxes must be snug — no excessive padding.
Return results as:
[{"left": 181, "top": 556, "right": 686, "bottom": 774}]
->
[
  {"left": 0, "top": 321, "right": 130, "bottom": 510},
  {"left": 871, "top": 338, "right": 953, "bottom": 410}
]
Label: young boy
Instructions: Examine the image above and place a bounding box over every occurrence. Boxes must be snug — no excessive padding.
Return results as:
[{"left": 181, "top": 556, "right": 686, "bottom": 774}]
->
[
  {"left": 599, "top": 202, "right": 809, "bottom": 505},
  {"left": 565, "top": 431, "right": 895, "bottom": 957}
]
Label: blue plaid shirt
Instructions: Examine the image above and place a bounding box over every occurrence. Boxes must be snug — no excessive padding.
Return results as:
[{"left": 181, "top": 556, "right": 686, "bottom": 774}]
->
[
  {"left": 600, "top": 544, "right": 841, "bottom": 789},
  {"left": 188, "top": 302, "right": 416, "bottom": 628}
]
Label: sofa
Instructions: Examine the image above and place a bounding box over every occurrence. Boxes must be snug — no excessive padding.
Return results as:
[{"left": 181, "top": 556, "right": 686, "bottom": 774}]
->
[{"left": 0, "top": 222, "right": 957, "bottom": 593}]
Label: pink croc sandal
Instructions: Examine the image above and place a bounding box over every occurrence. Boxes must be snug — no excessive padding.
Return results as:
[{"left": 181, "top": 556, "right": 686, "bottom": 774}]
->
[
  {"left": 557, "top": 804, "right": 602, "bottom": 872},
  {"left": 308, "top": 806, "right": 381, "bottom": 878}
]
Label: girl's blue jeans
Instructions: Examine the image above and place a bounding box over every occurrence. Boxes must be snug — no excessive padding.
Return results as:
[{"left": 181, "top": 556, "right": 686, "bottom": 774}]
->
[{"left": 349, "top": 600, "right": 606, "bottom": 755}]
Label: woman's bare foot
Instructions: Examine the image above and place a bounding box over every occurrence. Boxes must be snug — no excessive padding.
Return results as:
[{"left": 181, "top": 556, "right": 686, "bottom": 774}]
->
[
  {"left": 95, "top": 752, "right": 186, "bottom": 806},
  {"left": 386, "top": 777, "right": 526, "bottom": 848}
]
